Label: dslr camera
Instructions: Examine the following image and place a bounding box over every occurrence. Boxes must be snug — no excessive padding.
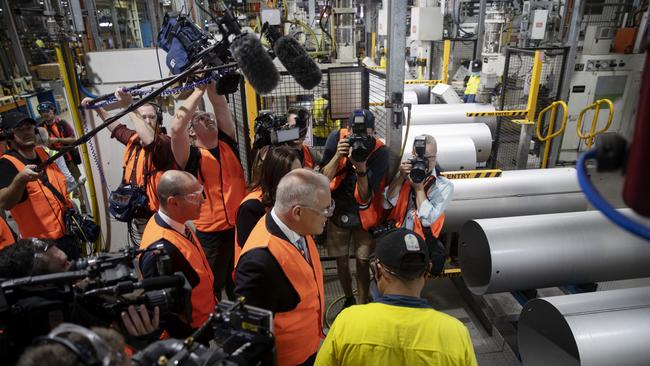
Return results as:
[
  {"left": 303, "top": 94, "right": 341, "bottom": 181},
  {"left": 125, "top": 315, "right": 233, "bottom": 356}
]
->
[
  {"left": 253, "top": 111, "right": 300, "bottom": 149},
  {"left": 409, "top": 135, "right": 429, "bottom": 184},
  {"left": 347, "top": 110, "right": 375, "bottom": 162}
]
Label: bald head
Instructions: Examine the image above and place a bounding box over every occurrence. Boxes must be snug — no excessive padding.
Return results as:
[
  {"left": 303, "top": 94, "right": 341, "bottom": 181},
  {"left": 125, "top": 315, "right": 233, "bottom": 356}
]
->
[
  {"left": 275, "top": 169, "right": 329, "bottom": 213},
  {"left": 157, "top": 170, "right": 198, "bottom": 207}
]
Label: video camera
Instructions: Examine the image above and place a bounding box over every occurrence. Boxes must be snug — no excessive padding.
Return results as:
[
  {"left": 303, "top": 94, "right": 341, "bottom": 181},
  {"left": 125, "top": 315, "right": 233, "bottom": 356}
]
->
[
  {"left": 252, "top": 111, "right": 301, "bottom": 150},
  {"left": 409, "top": 135, "right": 429, "bottom": 183},
  {"left": 133, "top": 298, "right": 275, "bottom": 366},
  {"left": 347, "top": 110, "right": 375, "bottom": 162}
]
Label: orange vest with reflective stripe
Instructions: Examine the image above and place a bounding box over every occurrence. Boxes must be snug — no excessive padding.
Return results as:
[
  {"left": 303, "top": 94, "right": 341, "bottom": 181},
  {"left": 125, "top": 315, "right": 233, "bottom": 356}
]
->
[
  {"left": 122, "top": 135, "right": 164, "bottom": 212},
  {"left": 139, "top": 215, "right": 216, "bottom": 328},
  {"left": 46, "top": 120, "right": 73, "bottom": 161},
  {"left": 0, "top": 216, "right": 15, "bottom": 249},
  {"left": 301, "top": 144, "right": 314, "bottom": 168},
  {"left": 194, "top": 144, "right": 246, "bottom": 232},
  {"left": 388, "top": 176, "right": 445, "bottom": 239},
  {"left": 239, "top": 215, "right": 325, "bottom": 366},
  {"left": 329, "top": 129, "right": 387, "bottom": 230},
  {"left": 1, "top": 148, "right": 69, "bottom": 239},
  {"left": 234, "top": 189, "right": 264, "bottom": 264}
]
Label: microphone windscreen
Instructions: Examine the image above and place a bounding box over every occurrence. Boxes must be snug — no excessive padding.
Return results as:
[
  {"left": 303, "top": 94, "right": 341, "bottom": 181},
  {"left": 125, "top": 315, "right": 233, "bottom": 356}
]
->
[
  {"left": 274, "top": 36, "right": 322, "bottom": 90},
  {"left": 230, "top": 33, "right": 279, "bottom": 94},
  {"left": 141, "top": 275, "right": 185, "bottom": 291}
]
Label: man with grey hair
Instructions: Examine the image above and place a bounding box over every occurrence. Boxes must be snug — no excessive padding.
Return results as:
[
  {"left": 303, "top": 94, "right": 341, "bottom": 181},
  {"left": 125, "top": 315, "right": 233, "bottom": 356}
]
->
[{"left": 235, "top": 168, "right": 331, "bottom": 366}]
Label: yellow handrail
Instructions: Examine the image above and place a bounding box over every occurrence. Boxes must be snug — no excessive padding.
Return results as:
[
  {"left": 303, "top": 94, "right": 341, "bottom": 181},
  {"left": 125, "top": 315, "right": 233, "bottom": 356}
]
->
[
  {"left": 577, "top": 99, "right": 614, "bottom": 149},
  {"left": 535, "top": 100, "right": 568, "bottom": 168}
]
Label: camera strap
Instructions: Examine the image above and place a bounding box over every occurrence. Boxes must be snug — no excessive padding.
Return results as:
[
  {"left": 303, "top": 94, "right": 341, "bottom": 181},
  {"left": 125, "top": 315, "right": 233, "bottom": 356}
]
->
[{"left": 408, "top": 176, "right": 436, "bottom": 214}]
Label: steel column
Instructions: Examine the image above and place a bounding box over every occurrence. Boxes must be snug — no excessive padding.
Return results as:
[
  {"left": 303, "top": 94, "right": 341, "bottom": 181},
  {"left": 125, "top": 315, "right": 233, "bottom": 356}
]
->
[
  {"left": 2, "top": 0, "right": 29, "bottom": 75},
  {"left": 385, "top": 0, "right": 407, "bottom": 175}
]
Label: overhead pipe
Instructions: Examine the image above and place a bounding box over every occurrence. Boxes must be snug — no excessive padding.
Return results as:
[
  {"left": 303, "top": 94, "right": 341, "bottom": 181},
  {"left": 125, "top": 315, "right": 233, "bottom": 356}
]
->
[
  {"left": 459, "top": 209, "right": 650, "bottom": 295},
  {"left": 519, "top": 287, "right": 650, "bottom": 366},
  {"left": 443, "top": 168, "right": 587, "bottom": 232}
]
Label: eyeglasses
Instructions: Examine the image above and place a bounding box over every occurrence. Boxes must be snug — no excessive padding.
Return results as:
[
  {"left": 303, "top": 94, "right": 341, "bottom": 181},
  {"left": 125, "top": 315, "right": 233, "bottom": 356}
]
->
[
  {"left": 139, "top": 113, "right": 158, "bottom": 121},
  {"left": 298, "top": 199, "right": 335, "bottom": 218},
  {"left": 174, "top": 186, "right": 204, "bottom": 203}
]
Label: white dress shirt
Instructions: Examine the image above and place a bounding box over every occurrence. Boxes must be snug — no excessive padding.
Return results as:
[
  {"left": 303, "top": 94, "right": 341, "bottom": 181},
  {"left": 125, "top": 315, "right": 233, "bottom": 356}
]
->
[{"left": 271, "top": 207, "right": 311, "bottom": 263}]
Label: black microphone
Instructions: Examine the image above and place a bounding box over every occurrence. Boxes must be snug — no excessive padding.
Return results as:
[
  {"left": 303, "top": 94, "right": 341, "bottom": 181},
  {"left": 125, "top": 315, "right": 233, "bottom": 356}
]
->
[
  {"left": 274, "top": 36, "right": 322, "bottom": 90},
  {"left": 84, "top": 275, "right": 185, "bottom": 296},
  {"left": 230, "top": 33, "right": 280, "bottom": 94}
]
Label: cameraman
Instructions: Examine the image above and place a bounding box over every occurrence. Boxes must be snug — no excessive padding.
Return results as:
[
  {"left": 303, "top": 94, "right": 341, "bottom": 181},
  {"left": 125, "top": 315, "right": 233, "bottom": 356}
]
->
[
  {"left": 170, "top": 82, "right": 246, "bottom": 301},
  {"left": 37, "top": 101, "right": 82, "bottom": 182},
  {"left": 383, "top": 135, "right": 453, "bottom": 240},
  {"left": 320, "top": 109, "right": 389, "bottom": 306},
  {"left": 285, "top": 106, "right": 320, "bottom": 169},
  {"left": 83, "top": 89, "right": 174, "bottom": 238},
  {"left": 0, "top": 112, "right": 80, "bottom": 259},
  {"left": 139, "top": 170, "right": 215, "bottom": 337}
]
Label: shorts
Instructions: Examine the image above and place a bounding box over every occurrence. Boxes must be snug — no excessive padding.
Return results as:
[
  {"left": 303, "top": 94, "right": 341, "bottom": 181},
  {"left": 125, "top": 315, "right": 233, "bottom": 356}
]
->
[{"left": 326, "top": 221, "right": 374, "bottom": 260}]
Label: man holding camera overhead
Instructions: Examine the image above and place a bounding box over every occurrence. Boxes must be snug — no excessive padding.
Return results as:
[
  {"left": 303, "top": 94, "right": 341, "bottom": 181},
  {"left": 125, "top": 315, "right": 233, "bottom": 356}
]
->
[
  {"left": 383, "top": 134, "right": 454, "bottom": 241},
  {"left": 320, "top": 109, "right": 389, "bottom": 307}
]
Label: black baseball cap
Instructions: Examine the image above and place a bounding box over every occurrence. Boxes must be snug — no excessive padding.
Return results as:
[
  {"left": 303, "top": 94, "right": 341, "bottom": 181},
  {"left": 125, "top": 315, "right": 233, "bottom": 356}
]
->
[
  {"left": 2, "top": 112, "right": 37, "bottom": 130},
  {"left": 374, "top": 228, "right": 430, "bottom": 275}
]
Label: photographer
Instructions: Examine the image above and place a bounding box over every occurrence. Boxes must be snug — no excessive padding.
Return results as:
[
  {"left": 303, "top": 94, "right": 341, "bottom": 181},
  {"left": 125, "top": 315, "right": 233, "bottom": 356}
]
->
[
  {"left": 383, "top": 135, "right": 453, "bottom": 241},
  {"left": 315, "top": 229, "right": 477, "bottom": 366},
  {"left": 139, "top": 170, "right": 215, "bottom": 337},
  {"left": 37, "top": 101, "right": 82, "bottom": 182},
  {"left": 0, "top": 112, "right": 80, "bottom": 259},
  {"left": 320, "top": 109, "right": 389, "bottom": 306},
  {"left": 285, "top": 106, "right": 320, "bottom": 169},
  {"left": 0, "top": 238, "right": 71, "bottom": 278},
  {"left": 83, "top": 89, "right": 174, "bottom": 239},
  {"left": 170, "top": 82, "right": 246, "bottom": 301}
]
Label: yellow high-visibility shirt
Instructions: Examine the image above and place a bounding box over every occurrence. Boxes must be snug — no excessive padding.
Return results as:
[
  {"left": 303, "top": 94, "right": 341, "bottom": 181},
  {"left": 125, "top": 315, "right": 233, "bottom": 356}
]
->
[
  {"left": 315, "top": 301, "right": 478, "bottom": 366},
  {"left": 465, "top": 74, "right": 480, "bottom": 95},
  {"left": 312, "top": 97, "right": 340, "bottom": 139}
]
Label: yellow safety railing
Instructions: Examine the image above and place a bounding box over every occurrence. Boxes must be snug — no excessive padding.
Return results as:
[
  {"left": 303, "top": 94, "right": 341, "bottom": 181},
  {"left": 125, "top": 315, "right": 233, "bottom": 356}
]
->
[
  {"left": 535, "top": 100, "right": 568, "bottom": 168},
  {"left": 404, "top": 40, "right": 451, "bottom": 86},
  {"left": 577, "top": 99, "right": 614, "bottom": 149}
]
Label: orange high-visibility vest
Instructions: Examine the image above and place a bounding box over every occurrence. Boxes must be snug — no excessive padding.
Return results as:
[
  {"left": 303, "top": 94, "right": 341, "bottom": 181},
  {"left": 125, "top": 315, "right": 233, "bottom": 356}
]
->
[
  {"left": 238, "top": 215, "right": 325, "bottom": 366},
  {"left": 301, "top": 144, "right": 314, "bottom": 168},
  {"left": 194, "top": 144, "right": 246, "bottom": 232},
  {"left": 139, "top": 215, "right": 216, "bottom": 328},
  {"left": 329, "top": 128, "right": 387, "bottom": 230},
  {"left": 122, "top": 134, "right": 164, "bottom": 212},
  {"left": 0, "top": 216, "right": 15, "bottom": 249},
  {"left": 388, "top": 176, "right": 445, "bottom": 239},
  {"left": 234, "top": 189, "right": 264, "bottom": 264},
  {"left": 45, "top": 120, "right": 73, "bottom": 161},
  {"left": 1, "top": 148, "right": 69, "bottom": 239}
]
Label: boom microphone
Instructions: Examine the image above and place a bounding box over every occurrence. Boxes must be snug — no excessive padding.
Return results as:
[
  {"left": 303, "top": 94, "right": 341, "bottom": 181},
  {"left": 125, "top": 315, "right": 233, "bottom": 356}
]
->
[
  {"left": 274, "top": 36, "right": 322, "bottom": 90},
  {"left": 230, "top": 33, "right": 280, "bottom": 94},
  {"left": 84, "top": 275, "right": 185, "bottom": 296}
]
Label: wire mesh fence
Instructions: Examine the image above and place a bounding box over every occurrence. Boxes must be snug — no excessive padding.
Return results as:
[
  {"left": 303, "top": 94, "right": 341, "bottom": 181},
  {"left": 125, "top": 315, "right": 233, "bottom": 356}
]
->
[
  {"left": 226, "top": 79, "right": 251, "bottom": 183},
  {"left": 367, "top": 68, "right": 388, "bottom": 140},
  {"left": 491, "top": 47, "right": 569, "bottom": 169}
]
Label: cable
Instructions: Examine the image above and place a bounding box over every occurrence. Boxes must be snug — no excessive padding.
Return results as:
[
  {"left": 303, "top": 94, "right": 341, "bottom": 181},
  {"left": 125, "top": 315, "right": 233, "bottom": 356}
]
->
[{"left": 577, "top": 149, "right": 650, "bottom": 241}]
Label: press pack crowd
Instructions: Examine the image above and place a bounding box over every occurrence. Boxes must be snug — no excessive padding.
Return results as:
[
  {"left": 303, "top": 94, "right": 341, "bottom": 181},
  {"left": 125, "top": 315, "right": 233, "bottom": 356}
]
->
[{"left": 0, "top": 82, "right": 477, "bottom": 366}]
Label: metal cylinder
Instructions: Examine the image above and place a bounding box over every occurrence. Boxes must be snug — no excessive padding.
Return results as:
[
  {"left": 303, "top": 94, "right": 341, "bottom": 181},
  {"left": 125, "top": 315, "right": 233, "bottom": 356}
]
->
[
  {"left": 519, "top": 288, "right": 650, "bottom": 366},
  {"left": 459, "top": 209, "right": 650, "bottom": 295},
  {"left": 443, "top": 168, "right": 587, "bottom": 232},
  {"left": 403, "top": 123, "right": 492, "bottom": 162},
  {"left": 401, "top": 135, "right": 477, "bottom": 171},
  {"left": 410, "top": 103, "right": 497, "bottom": 132}
]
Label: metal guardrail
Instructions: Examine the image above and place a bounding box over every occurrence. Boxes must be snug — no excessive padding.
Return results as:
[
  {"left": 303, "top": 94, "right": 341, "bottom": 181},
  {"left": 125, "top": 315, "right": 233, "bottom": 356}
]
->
[
  {"left": 536, "top": 100, "right": 568, "bottom": 168},
  {"left": 577, "top": 99, "right": 614, "bottom": 149}
]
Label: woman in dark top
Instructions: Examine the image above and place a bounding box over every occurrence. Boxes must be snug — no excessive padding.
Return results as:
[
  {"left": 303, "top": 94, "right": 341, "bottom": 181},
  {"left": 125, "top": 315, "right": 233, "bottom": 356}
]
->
[{"left": 235, "top": 146, "right": 302, "bottom": 250}]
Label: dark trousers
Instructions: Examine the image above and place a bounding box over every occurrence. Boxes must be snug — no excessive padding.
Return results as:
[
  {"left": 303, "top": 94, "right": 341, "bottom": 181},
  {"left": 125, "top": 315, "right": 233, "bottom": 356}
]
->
[
  {"left": 55, "top": 234, "right": 80, "bottom": 260},
  {"left": 196, "top": 228, "right": 235, "bottom": 301}
]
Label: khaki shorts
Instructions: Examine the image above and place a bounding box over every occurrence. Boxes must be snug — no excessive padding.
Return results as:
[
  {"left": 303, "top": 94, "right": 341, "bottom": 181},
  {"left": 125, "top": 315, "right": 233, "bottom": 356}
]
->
[{"left": 326, "top": 221, "right": 374, "bottom": 260}]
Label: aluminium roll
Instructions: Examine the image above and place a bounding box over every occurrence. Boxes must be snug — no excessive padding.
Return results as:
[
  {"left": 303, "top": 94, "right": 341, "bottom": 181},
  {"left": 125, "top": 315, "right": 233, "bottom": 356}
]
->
[{"left": 403, "top": 123, "right": 492, "bottom": 162}]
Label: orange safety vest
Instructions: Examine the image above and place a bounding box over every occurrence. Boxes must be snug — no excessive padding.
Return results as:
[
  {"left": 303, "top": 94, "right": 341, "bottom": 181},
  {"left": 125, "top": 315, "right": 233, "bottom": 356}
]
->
[
  {"left": 139, "top": 214, "right": 216, "bottom": 328},
  {"left": 194, "top": 144, "right": 246, "bottom": 232},
  {"left": 122, "top": 134, "right": 164, "bottom": 212},
  {"left": 387, "top": 176, "right": 446, "bottom": 239},
  {"left": 238, "top": 215, "right": 325, "bottom": 366},
  {"left": 0, "top": 216, "right": 15, "bottom": 249},
  {"left": 1, "top": 148, "right": 69, "bottom": 239},
  {"left": 45, "top": 120, "right": 72, "bottom": 161},
  {"left": 233, "top": 189, "right": 264, "bottom": 264},
  {"left": 301, "top": 144, "right": 314, "bottom": 168},
  {"left": 329, "top": 128, "right": 387, "bottom": 230}
]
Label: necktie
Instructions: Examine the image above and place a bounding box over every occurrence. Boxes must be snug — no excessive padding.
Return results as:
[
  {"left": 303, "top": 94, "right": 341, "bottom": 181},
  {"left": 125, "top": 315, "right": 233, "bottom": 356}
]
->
[
  {"left": 297, "top": 236, "right": 311, "bottom": 264},
  {"left": 184, "top": 226, "right": 196, "bottom": 246}
]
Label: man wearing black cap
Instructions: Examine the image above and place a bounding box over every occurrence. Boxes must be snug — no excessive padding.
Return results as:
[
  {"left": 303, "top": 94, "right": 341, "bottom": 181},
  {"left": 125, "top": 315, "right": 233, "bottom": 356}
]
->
[
  {"left": 315, "top": 228, "right": 477, "bottom": 366},
  {"left": 0, "top": 112, "right": 79, "bottom": 259}
]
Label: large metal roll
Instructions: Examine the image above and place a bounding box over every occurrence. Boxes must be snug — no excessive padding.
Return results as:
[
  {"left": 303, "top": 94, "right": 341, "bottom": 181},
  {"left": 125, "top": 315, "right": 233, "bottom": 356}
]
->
[
  {"left": 459, "top": 209, "right": 650, "bottom": 295},
  {"left": 403, "top": 123, "right": 492, "bottom": 162},
  {"left": 443, "top": 168, "right": 587, "bottom": 232},
  {"left": 519, "top": 288, "right": 650, "bottom": 366},
  {"left": 401, "top": 134, "right": 477, "bottom": 171},
  {"left": 404, "top": 84, "right": 430, "bottom": 105},
  {"left": 410, "top": 103, "right": 497, "bottom": 132}
]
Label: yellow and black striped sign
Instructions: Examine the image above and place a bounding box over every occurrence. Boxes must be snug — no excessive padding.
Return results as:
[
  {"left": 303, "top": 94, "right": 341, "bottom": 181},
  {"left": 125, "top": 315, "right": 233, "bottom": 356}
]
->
[
  {"left": 466, "top": 110, "right": 528, "bottom": 117},
  {"left": 437, "top": 268, "right": 462, "bottom": 278},
  {"left": 405, "top": 79, "right": 442, "bottom": 86},
  {"left": 441, "top": 169, "right": 502, "bottom": 179}
]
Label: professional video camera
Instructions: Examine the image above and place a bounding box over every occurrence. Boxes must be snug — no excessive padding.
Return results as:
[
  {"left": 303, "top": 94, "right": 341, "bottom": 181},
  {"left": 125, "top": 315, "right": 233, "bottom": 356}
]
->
[
  {"left": 252, "top": 111, "right": 300, "bottom": 150},
  {"left": 347, "top": 110, "right": 376, "bottom": 162},
  {"left": 133, "top": 298, "right": 275, "bottom": 366},
  {"left": 409, "top": 135, "right": 429, "bottom": 184}
]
